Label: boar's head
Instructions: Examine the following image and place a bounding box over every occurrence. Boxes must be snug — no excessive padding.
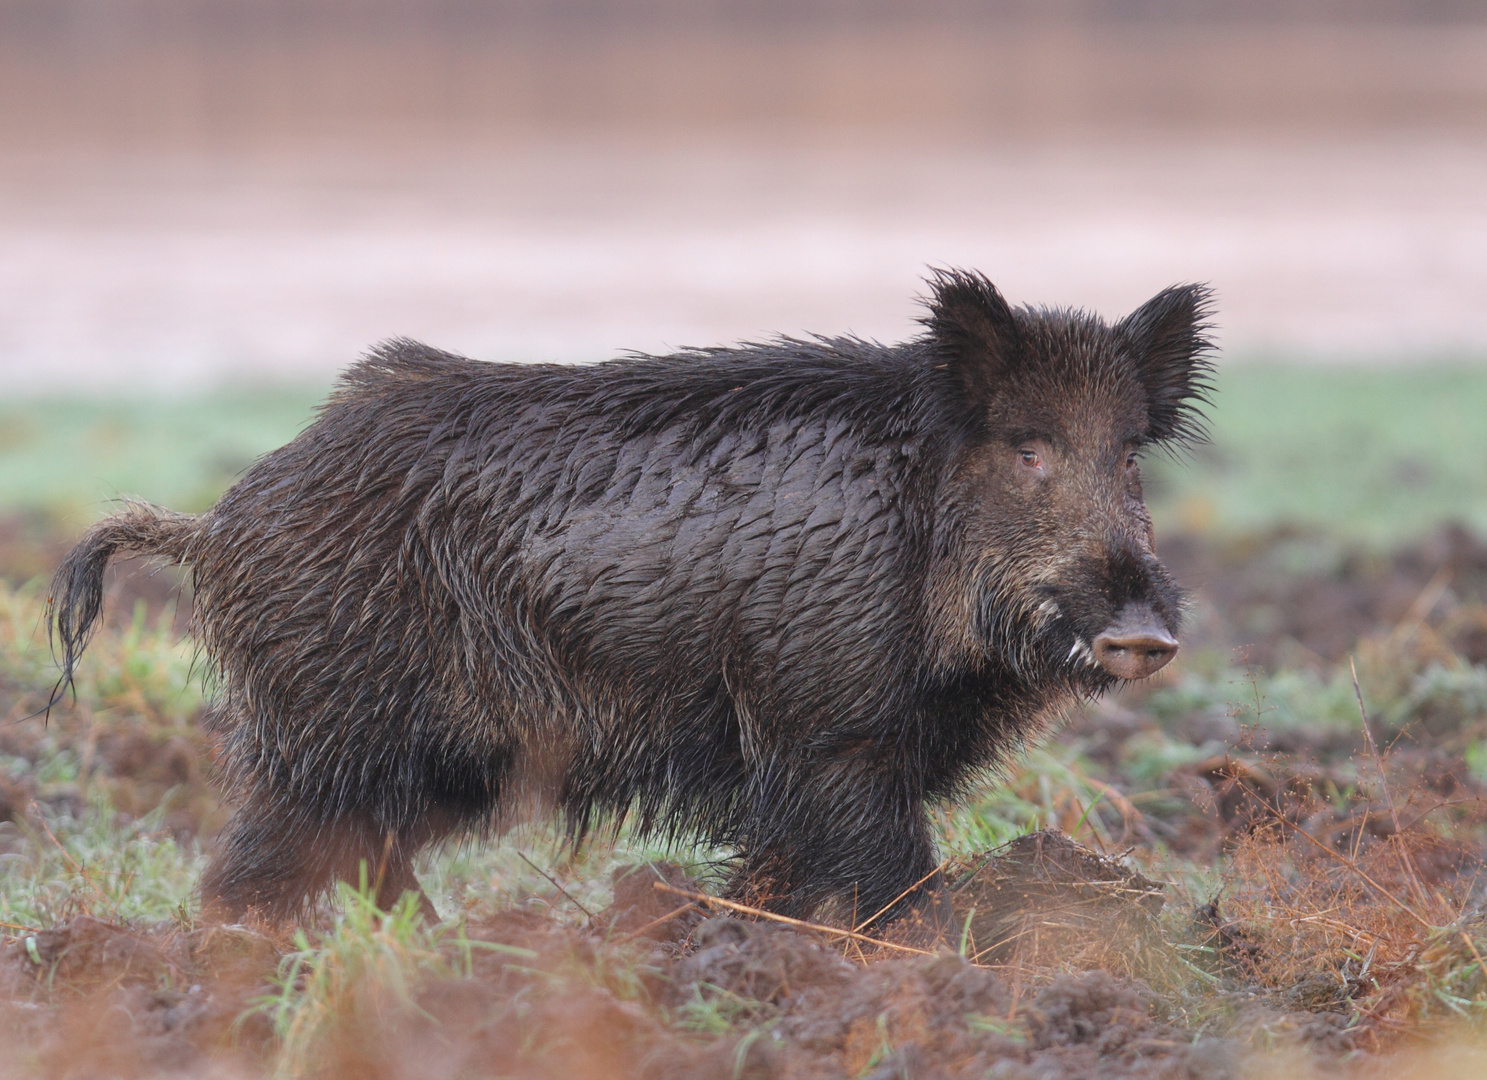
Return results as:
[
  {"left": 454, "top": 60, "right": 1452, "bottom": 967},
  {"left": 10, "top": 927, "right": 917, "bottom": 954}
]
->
[{"left": 926, "top": 269, "right": 1214, "bottom": 690}]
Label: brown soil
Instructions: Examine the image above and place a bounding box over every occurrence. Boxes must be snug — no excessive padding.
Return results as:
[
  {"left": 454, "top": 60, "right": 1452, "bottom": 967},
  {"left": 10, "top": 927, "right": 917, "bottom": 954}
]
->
[
  {"left": 1161, "top": 523, "right": 1487, "bottom": 671},
  {"left": 0, "top": 848, "right": 1251, "bottom": 1080},
  {"left": 8, "top": 837, "right": 1480, "bottom": 1078}
]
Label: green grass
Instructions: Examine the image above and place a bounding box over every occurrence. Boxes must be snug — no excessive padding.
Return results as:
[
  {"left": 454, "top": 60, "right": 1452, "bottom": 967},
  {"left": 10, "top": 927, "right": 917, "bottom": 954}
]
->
[
  {"left": 251, "top": 880, "right": 539, "bottom": 1079},
  {"left": 0, "top": 796, "right": 206, "bottom": 930},
  {"left": 1, "top": 363, "right": 1486, "bottom": 541}
]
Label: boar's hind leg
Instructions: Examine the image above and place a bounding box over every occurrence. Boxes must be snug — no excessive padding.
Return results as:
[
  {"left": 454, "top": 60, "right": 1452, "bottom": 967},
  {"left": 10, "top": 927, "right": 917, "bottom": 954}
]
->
[
  {"left": 201, "top": 799, "right": 440, "bottom": 925},
  {"left": 732, "top": 764, "right": 945, "bottom": 935}
]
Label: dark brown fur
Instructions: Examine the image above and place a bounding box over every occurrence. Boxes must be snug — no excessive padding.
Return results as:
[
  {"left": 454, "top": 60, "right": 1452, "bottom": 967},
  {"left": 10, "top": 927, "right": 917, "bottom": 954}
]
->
[{"left": 49, "top": 270, "right": 1213, "bottom": 926}]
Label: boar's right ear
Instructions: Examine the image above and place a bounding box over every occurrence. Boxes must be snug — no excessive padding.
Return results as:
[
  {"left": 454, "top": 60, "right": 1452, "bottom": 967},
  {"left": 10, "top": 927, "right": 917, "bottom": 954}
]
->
[{"left": 921, "top": 268, "right": 1021, "bottom": 403}]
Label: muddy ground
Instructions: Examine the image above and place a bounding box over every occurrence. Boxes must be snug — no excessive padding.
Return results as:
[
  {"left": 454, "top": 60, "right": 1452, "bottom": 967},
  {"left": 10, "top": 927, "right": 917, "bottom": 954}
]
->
[
  {"left": 0, "top": 845, "right": 1241, "bottom": 1080},
  {"left": 2, "top": 835, "right": 1482, "bottom": 1080},
  {"left": 3, "top": 519, "right": 1487, "bottom": 1078}
]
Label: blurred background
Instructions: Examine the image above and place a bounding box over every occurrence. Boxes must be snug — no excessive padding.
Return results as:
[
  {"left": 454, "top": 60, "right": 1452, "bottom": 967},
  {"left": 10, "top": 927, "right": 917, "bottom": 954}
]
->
[
  {"left": 1, "top": 0, "right": 1486, "bottom": 539},
  {"left": 9, "top": 7, "right": 1487, "bottom": 1065}
]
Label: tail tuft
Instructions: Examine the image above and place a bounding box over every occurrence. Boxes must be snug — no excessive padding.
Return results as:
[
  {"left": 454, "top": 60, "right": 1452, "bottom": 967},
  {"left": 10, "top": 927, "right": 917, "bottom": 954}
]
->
[{"left": 47, "top": 502, "right": 200, "bottom": 712}]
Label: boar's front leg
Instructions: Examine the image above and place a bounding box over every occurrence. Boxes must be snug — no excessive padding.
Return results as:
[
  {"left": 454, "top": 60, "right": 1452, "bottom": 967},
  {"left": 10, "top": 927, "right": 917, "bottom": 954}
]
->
[{"left": 729, "top": 754, "right": 946, "bottom": 935}]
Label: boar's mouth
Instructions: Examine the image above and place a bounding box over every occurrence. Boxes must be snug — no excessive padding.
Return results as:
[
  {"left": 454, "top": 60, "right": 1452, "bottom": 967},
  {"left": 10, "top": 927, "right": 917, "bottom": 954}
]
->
[
  {"left": 1016, "top": 572, "right": 1183, "bottom": 687},
  {"left": 1090, "top": 603, "right": 1179, "bottom": 681}
]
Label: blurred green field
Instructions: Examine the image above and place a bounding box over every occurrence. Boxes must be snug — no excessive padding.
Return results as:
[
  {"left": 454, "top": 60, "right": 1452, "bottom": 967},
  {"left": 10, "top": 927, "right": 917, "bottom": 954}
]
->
[
  {"left": 1, "top": 363, "right": 1485, "bottom": 541},
  {"left": 0, "top": 386, "right": 324, "bottom": 526},
  {"left": 1143, "top": 362, "right": 1487, "bottom": 542}
]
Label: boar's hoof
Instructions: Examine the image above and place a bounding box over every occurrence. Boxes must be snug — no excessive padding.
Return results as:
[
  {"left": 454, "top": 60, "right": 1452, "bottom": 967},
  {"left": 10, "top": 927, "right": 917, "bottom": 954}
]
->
[{"left": 1092, "top": 607, "right": 1178, "bottom": 681}]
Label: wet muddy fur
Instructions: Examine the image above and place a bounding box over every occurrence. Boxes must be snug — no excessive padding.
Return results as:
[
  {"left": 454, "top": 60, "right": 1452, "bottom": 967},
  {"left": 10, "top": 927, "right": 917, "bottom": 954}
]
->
[{"left": 48, "top": 270, "right": 1212, "bottom": 926}]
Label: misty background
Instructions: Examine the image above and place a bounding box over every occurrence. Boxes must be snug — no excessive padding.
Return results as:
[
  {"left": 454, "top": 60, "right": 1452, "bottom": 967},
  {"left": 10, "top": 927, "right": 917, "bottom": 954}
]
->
[{"left": 1, "top": 1, "right": 1485, "bottom": 388}]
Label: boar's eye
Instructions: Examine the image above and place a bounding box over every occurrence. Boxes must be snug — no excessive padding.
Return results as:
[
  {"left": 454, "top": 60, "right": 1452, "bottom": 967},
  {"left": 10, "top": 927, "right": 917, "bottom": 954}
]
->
[
  {"left": 1018, "top": 448, "right": 1043, "bottom": 471},
  {"left": 1125, "top": 451, "right": 1139, "bottom": 471}
]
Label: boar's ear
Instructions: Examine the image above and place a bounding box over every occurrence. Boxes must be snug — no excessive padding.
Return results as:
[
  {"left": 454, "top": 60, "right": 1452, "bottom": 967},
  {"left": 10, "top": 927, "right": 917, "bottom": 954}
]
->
[
  {"left": 1119, "top": 283, "right": 1217, "bottom": 445},
  {"left": 921, "top": 268, "right": 1021, "bottom": 403}
]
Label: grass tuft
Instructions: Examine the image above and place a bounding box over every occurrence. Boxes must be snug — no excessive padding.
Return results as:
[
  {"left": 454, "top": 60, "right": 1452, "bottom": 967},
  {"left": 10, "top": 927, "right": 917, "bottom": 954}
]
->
[
  {"left": 250, "top": 871, "right": 537, "bottom": 1079},
  {"left": 0, "top": 795, "right": 205, "bottom": 929}
]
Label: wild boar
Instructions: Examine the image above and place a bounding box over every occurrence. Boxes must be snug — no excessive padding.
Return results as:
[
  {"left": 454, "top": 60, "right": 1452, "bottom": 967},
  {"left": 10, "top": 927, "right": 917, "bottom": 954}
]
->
[{"left": 50, "top": 270, "right": 1212, "bottom": 927}]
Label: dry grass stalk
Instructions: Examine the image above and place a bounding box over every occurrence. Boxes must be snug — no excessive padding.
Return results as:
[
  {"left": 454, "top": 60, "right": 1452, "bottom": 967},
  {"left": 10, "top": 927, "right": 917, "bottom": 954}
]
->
[
  {"left": 650, "top": 882, "right": 937, "bottom": 958},
  {"left": 607, "top": 901, "right": 698, "bottom": 946},
  {"left": 1352, "top": 655, "right": 1433, "bottom": 913},
  {"left": 1227, "top": 774, "right": 1432, "bottom": 931},
  {"left": 1215, "top": 787, "right": 1487, "bottom": 1036},
  {"left": 851, "top": 859, "right": 950, "bottom": 933},
  {"left": 516, "top": 851, "right": 596, "bottom": 919}
]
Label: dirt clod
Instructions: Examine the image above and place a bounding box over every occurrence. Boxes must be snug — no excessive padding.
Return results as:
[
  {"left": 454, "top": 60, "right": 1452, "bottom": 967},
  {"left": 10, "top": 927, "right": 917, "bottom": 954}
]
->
[
  {"left": 951, "top": 831, "right": 1169, "bottom": 980},
  {"left": 599, "top": 860, "right": 708, "bottom": 946},
  {"left": 674, "top": 916, "right": 856, "bottom": 1007},
  {"left": 1025, "top": 970, "right": 1151, "bottom": 1051}
]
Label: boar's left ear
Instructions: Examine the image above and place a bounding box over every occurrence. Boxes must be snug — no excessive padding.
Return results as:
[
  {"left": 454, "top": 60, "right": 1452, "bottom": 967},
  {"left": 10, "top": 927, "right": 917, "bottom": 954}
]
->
[
  {"left": 1118, "top": 283, "right": 1217, "bottom": 445},
  {"left": 921, "top": 268, "right": 1022, "bottom": 403}
]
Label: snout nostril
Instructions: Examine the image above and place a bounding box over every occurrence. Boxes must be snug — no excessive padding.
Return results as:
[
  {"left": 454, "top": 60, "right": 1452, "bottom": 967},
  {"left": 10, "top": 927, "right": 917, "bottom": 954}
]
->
[
  {"left": 1088, "top": 603, "right": 1179, "bottom": 680},
  {"left": 1091, "top": 630, "right": 1179, "bottom": 680},
  {"left": 1097, "top": 636, "right": 1176, "bottom": 656}
]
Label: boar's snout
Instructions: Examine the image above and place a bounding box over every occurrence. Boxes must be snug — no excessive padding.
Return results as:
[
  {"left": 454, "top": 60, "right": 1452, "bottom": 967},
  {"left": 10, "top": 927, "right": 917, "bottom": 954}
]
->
[{"left": 1092, "top": 605, "right": 1178, "bottom": 681}]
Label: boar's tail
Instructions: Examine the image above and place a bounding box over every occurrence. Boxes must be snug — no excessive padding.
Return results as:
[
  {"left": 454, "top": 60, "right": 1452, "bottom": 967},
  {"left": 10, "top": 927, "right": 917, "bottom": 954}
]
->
[{"left": 46, "top": 502, "right": 202, "bottom": 713}]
